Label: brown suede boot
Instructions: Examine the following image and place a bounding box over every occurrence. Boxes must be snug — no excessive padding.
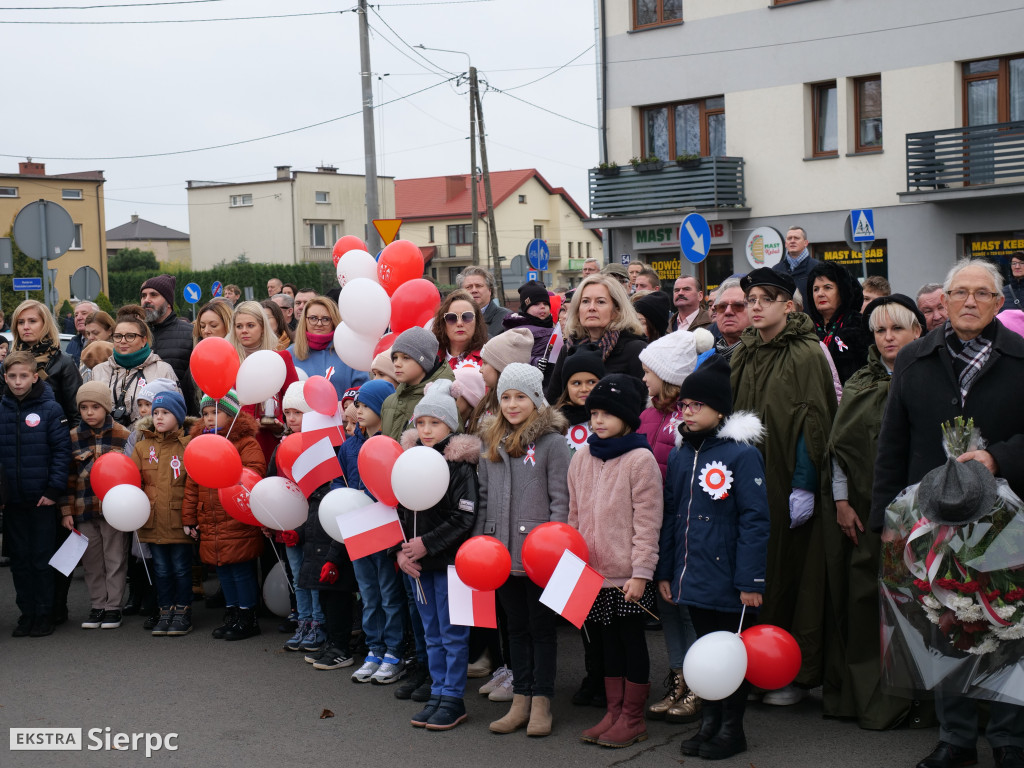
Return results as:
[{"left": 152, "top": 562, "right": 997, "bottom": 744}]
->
[
  {"left": 597, "top": 680, "right": 650, "bottom": 748},
  {"left": 489, "top": 693, "right": 531, "bottom": 734},
  {"left": 581, "top": 677, "right": 624, "bottom": 744},
  {"left": 526, "top": 695, "right": 552, "bottom": 737}
]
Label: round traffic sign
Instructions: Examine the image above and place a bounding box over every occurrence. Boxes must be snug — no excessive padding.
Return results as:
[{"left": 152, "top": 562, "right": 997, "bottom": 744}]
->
[
  {"left": 12, "top": 200, "right": 76, "bottom": 262},
  {"left": 681, "top": 213, "right": 712, "bottom": 265},
  {"left": 70, "top": 266, "right": 102, "bottom": 301},
  {"left": 183, "top": 282, "right": 201, "bottom": 304},
  {"left": 211, "top": 281, "right": 223, "bottom": 298}
]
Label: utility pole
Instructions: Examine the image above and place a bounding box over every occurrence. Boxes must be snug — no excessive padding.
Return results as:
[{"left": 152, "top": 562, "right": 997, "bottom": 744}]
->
[
  {"left": 473, "top": 84, "right": 504, "bottom": 305},
  {"left": 357, "top": 0, "right": 381, "bottom": 253},
  {"left": 469, "top": 67, "right": 480, "bottom": 266}
]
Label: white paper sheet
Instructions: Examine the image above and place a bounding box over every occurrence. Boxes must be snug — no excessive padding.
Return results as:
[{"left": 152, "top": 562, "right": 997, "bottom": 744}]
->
[{"left": 48, "top": 530, "right": 89, "bottom": 577}]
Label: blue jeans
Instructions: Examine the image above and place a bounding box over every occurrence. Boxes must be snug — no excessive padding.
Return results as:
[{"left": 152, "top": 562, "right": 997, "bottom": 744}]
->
[
  {"left": 285, "top": 546, "right": 322, "bottom": 622},
  {"left": 149, "top": 543, "right": 192, "bottom": 608},
  {"left": 352, "top": 551, "right": 406, "bottom": 657},
  {"left": 216, "top": 560, "right": 258, "bottom": 609},
  {"left": 415, "top": 569, "right": 470, "bottom": 698},
  {"left": 659, "top": 595, "right": 697, "bottom": 669},
  {"left": 403, "top": 573, "right": 428, "bottom": 664}
]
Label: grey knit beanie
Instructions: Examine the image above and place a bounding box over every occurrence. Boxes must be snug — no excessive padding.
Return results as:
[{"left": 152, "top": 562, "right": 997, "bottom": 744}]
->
[
  {"left": 497, "top": 362, "right": 546, "bottom": 411},
  {"left": 413, "top": 379, "right": 460, "bottom": 432},
  {"left": 391, "top": 326, "right": 438, "bottom": 372},
  {"left": 480, "top": 327, "right": 533, "bottom": 372}
]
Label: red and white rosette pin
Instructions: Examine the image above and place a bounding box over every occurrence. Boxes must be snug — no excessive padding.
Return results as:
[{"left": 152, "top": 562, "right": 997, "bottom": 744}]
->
[{"left": 698, "top": 461, "right": 733, "bottom": 500}]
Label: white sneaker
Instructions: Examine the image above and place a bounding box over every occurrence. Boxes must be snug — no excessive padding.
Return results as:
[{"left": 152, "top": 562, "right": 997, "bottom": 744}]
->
[
  {"left": 370, "top": 654, "right": 405, "bottom": 685},
  {"left": 352, "top": 656, "right": 382, "bottom": 683},
  {"left": 761, "top": 684, "right": 807, "bottom": 706},
  {"left": 487, "top": 673, "right": 514, "bottom": 702},
  {"left": 478, "top": 666, "right": 510, "bottom": 695}
]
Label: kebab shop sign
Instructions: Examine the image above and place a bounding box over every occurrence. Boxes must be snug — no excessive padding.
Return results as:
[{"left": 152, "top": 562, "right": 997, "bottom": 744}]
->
[{"left": 745, "top": 227, "right": 784, "bottom": 270}]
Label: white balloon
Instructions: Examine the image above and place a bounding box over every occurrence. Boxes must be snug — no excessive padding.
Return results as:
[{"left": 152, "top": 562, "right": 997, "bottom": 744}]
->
[
  {"left": 391, "top": 445, "right": 450, "bottom": 511},
  {"left": 682, "top": 631, "right": 748, "bottom": 701},
  {"left": 102, "top": 484, "right": 152, "bottom": 532},
  {"left": 262, "top": 561, "right": 292, "bottom": 617},
  {"left": 318, "top": 488, "right": 375, "bottom": 543},
  {"left": 235, "top": 349, "right": 286, "bottom": 405},
  {"left": 336, "top": 249, "right": 379, "bottom": 288},
  {"left": 339, "top": 278, "right": 392, "bottom": 338},
  {"left": 249, "top": 476, "right": 308, "bottom": 531},
  {"left": 295, "top": 368, "right": 308, "bottom": 381},
  {"left": 333, "top": 322, "right": 376, "bottom": 372}
]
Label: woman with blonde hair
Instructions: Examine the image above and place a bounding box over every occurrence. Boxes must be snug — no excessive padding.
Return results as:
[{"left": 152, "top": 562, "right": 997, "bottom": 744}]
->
[
  {"left": 544, "top": 274, "right": 647, "bottom": 402},
  {"left": 286, "top": 295, "right": 367, "bottom": 400},
  {"left": 192, "top": 300, "right": 233, "bottom": 343},
  {"left": 260, "top": 299, "right": 294, "bottom": 351},
  {"left": 5, "top": 299, "right": 82, "bottom": 422}
]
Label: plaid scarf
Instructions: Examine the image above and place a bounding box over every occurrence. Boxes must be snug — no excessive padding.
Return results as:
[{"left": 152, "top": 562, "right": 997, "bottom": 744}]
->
[
  {"left": 595, "top": 329, "right": 621, "bottom": 361},
  {"left": 63, "top": 416, "right": 130, "bottom": 522},
  {"left": 945, "top": 323, "right": 993, "bottom": 406}
]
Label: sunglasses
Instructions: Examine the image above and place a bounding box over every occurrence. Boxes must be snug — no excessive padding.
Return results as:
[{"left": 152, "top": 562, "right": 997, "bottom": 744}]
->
[
  {"left": 713, "top": 302, "right": 746, "bottom": 314},
  {"left": 444, "top": 311, "right": 475, "bottom": 325}
]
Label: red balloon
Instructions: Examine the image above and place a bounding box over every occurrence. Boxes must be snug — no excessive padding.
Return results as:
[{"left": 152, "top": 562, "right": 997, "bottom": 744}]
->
[
  {"left": 521, "top": 522, "right": 589, "bottom": 588},
  {"left": 90, "top": 453, "right": 141, "bottom": 501},
  {"left": 456, "top": 536, "right": 512, "bottom": 591},
  {"left": 357, "top": 435, "right": 404, "bottom": 508},
  {"left": 740, "top": 624, "right": 802, "bottom": 690},
  {"left": 390, "top": 279, "right": 441, "bottom": 335},
  {"left": 218, "top": 467, "right": 262, "bottom": 526},
  {"left": 548, "top": 293, "right": 562, "bottom": 320},
  {"left": 275, "top": 433, "right": 305, "bottom": 483},
  {"left": 377, "top": 240, "right": 425, "bottom": 296},
  {"left": 373, "top": 332, "right": 395, "bottom": 358},
  {"left": 183, "top": 434, "right": 242, "bottom": 489},
  {"left": 190, "top": 336, "right": 240, "bottom": 400},
  {"left": 332, "top": 235, "right": 369, "bottom": 268},
  {"left": 303, "top": 375, "right": 338, "bottom": 417}
]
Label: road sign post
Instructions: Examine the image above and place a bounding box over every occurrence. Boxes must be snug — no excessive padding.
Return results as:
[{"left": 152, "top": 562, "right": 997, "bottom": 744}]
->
[
  {"left": 850, "top": 209, "right": 875, "bottom": 281},
  {"left": 680, "top": 213, "right": 711, "bottom": 265},
  {"left": 184, "top": 282, "right": 201, "bottom": 321}
]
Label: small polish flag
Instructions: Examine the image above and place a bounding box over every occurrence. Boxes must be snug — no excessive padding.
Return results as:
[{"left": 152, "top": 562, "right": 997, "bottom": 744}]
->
[
  {"left": 447, "top": 565, "right": 497, "bottom": 628},
  {"left": 539, "top": 550, "right": 604, "bottom": 629},
  {"left": 302, "top": 409, "right": 346, "bottom": 449},
  {"left": 291, "top": 437, "right": 343, "bottom": 497},
  {"left": 335, "top": 501, "right": 405, "bottom": 560}
]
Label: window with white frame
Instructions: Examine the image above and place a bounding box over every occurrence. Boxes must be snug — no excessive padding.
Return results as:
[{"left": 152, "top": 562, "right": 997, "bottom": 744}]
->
[
  {"left": 315, "top": 191, "right": 329, "bottom": 204},
  {"left": 309, "top": 223, "right": 329, "bottom": 248},
  {"left": 0, "top": 186, "right": 17, "bottom": 197},
  {"left": 230, "top": 194, "right": 253, "bottom": 207},
  {"left": 70, "top": 224, "right": 83, "bottom": 250},
  {"left": 61, "top": 189, "right": 83, "bottom": 200}
]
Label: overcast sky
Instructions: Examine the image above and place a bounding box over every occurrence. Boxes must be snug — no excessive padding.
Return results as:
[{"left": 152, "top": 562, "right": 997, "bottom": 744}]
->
[{"left": 4, "top": 0, "right": 599, "bottom": 237}]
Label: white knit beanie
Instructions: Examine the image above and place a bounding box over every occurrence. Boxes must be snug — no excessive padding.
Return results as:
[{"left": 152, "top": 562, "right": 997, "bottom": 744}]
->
[
  {"left": 638, "top": 328, "right": 715, "bottom": 386},
  {"left": 282, "top": 381, "right": 311, "bottom": 413},
  {"left": 497, "top": 362, "right": 546, "bottom": 411}
]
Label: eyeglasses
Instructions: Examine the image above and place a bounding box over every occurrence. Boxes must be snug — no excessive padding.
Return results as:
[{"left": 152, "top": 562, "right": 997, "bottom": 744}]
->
[
  {"left": 112, "top": 332, "right": 141, "bottom": 343},
  {"left": 444, "top": 311, "right": 475, "bottom": 325},
  {"left": 680, "top": 401, "right": 704, "bottom": 413},
  {"left": 305, "top": 315, "right": 333, "bottom": 327},
  {"left": 745, "top": 297, "right": 786, "bottom": 308},
  {"left": 946, "top": 288, "right": 998, "bottom": 304},
  {"left": 714, "top": 302, "right": 746, "bottom": 314}
]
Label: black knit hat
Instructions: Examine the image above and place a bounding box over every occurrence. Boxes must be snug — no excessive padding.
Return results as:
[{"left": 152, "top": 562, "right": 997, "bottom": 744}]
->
[
  {"left": 861, "top": 293, "right": 927, "bottom": 335},
  {"left": 740, "top": 267, "right": 795, "bottom": 298},
  {"left": 518, "top": 280, "right": 550, "bottom": 312},
  {"left": 633, "top": 290, "right": 672, "bottom": 338},
  {"left": 141, "top": 274, "right": 176, "bottom": 308},
  {"left": 585, "top": 373, "right": 647, "bottom": 431},
  {"left": 560, "top": 342, "right": 606, "bottom": 390},
  {"left": 679, "top": 354, "right": 733, "bottom": 417}
]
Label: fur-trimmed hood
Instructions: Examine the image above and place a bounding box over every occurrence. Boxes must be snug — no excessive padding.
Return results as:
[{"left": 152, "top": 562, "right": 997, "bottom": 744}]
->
[
  {"left": 674, "top": 410, "right": 764, "bottom": 449},
  {"left": 400, "top": 428, "right": 482, "bottom": 464},
  {"left": 480, "top": 405, "right": 568, "bottom": 444},
  {"left": 188, "top": 410, "right": 259, "bottom": 442}
]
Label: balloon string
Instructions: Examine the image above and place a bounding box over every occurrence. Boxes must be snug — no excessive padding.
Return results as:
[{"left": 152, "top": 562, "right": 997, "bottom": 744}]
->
[
  {"left": 737, "top": 604, "right": 747, "bottom": 634},
  {"left": 603, "top": 578, "right": 659, "bottom": 620},
  {"left": 224, "top": 409, "right": 241, "bottom": 441},
  {"left": 135, "top": 532, "right": 152, "bottom": 585},
  {"left": 265, "top": 532, "right": 294, "bottom": 595},
  {"left": 411, "top": 511, "right": 426, "bottom": 604}
]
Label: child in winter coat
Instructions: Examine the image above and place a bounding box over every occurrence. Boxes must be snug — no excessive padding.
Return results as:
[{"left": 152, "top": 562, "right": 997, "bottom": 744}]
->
[
  {"left": 568, "top": 374, "right": 664, "bottom": 749},
  {"left": 474, "top": 363, "right": 571, "bottom": 738},
  {"left": 182, "top": 390, "right": 267, "bottom": 640},
  {"left": 131, "top": 390, "right": 195, "bottom": 636},
  {"left": 553, "top": 343, "right": 605, "bottom": 455},
  {"left": 335, "top": 379, "right": 407, "bottom": 685},
  {"left": 466, "top": 328, "right": 534, "bottom": 434},
  {"left": 500, "top": 281, "right": 554, "bottom": 366},
  {"left": 124, "top": 378, "right": 178, "bottom": 458},
  {"left": 656, "top": 356, "right": 769, "bottom": 761},
  {"left": 380, "top": 327, "right": 455, "bottom": 440},
  {"left": 0, "top": 351, "right": 72, "bottom": 638},
  {"left": 396, "top": 380, "right": 481, "bottom": 731},
  {"left": 63, "top": 381, "right": 130, "bottom": 630}
]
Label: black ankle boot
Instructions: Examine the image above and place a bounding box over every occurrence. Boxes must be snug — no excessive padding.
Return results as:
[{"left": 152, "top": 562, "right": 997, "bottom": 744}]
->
[
  {"left": 681, "top": 700, "right": 722, "bottom": 756},
  {"left": 698, "top": 691, "right": 747, "bottom": 760},
  {"left": 223, "top": 608, "right": 261, "bottom": 641},
  {"left": 212, "top": 607, "right": 239, "bottom": 639}
]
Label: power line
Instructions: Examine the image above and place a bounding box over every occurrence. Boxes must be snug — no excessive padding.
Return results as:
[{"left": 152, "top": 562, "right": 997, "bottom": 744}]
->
[
  {"left": 0, "top": 77, "right": 455, "bottom": 160},
  {"left": 0, "top": 0, "right": 227, "bottom": 8},
  {"left": 498, "top": 45, "right": 594, "bottom": 91},
  {"left": 0, "top": 9, "right": 341, "bottom": 23},
  {"left": 368, "top": 4, "right": 456, "bottom": 76},
  {"left": 485, "top": 84, "right": 597, "bottom": 130},
  {"left": 367, "top": 21, "right": 450, "bottom": 78}
]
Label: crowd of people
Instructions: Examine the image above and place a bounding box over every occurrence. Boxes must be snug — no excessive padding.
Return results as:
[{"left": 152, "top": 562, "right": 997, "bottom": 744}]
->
[{"left": 2, "top": 233, "right": 1024, "bottom": 766}]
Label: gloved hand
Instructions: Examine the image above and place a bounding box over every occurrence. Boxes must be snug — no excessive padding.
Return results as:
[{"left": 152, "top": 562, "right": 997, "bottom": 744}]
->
[
  {"left": 319, "top": 562, "right": 339, "bottom": 584},
  {"left": 789, "top": 488, "right": 815, "bottom": 529},
  {"left": 280, "top": 530, "right": 299, "bottom": 547},
  {"left": 536, "top": 357, "right": 548, "bottom": 374}
]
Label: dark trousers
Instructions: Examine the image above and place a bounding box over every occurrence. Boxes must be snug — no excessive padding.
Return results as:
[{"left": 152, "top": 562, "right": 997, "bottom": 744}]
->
[
  {"left": 599, "top": 613, "right": 650, "bottom": 684},
  {"left": 497, "top": 576, "right": 558, "bottom": 698},
  {"left": 937, "top": 690, "right": 1024, "bottom": 750},
  {"left": 319, "top": 589, "right": 354, "bottom": 651},
  {"left": 149, "top": 543, "right": 193, "bottom": 608},
  {"left": 6, "top": 503, "right": 57, "bottom": 618},
  {"left": 690, "top": 606, "right": 752, "bottom": 711}
]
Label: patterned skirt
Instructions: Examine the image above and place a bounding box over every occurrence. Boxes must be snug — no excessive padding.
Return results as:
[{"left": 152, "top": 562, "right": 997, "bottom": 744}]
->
[{"left": 586, "top": 582, "right": 656, "bottom": 626}]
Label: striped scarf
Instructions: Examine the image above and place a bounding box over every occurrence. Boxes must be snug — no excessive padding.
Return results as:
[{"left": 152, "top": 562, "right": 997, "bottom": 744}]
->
[{"left": 945, "top": 323, "right": 993, "bottom": 406}]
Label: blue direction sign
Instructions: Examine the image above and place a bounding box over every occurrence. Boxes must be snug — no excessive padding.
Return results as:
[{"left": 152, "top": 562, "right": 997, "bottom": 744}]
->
[
  {"left": 525, "top": 270, "right": 539, "bottom": 283},
  {"left": 211, "top": 281, "right": 223, "bottom": 298},
  {"left": 13, "top": 277, "right": 42, "bottom": 291},
  {"left": 526, "top": 239, "right": 550, "bottom": 271},
  {"left": 851, "top": 209, "right": 875, "bottom": 243},
  {"left": 183, "top": 282, "right": 201, "bottom": 304},
  {"left": 680, "top": 213, "right": 712, "bottom": 264}
]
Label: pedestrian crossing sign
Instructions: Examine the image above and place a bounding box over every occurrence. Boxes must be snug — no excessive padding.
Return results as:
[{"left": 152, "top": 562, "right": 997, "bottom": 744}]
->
[{"left": 850, "top": 209, "right": 875, "bottom": 243}]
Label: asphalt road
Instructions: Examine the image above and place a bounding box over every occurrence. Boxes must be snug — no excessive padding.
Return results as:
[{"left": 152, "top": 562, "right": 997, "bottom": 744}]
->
[{"left": 0, "top": 569, "right": 950, "bottom": 768}]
